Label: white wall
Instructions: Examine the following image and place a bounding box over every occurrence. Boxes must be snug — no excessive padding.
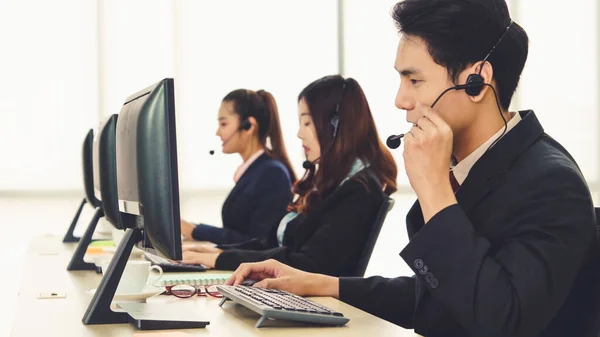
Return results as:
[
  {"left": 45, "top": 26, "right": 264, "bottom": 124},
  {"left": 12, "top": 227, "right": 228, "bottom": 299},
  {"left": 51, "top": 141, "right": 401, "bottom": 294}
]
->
[
  {"left": 0, "top": 0, "right": 98, "bottom": 191},
  {"left": 2, "top": 0, "right": 596, "bottom": 193},
  {"left": 517, "top": 0, "right": 599, "bottom": 182},
  {"left": 173, "top": 0, "right": 338, "bottom": 190}
]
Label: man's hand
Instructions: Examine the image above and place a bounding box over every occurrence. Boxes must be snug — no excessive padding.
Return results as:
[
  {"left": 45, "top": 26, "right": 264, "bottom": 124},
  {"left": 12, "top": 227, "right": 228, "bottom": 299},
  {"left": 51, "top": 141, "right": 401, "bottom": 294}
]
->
[
  {"left": 180, "top": 252, "right": 219, "bottom": 268},
  {"left": 226, "top": 259, "right": 339, "bottom": 298},
  {"left": 403, "top": 102, "right": 457, "bottom": 222}
]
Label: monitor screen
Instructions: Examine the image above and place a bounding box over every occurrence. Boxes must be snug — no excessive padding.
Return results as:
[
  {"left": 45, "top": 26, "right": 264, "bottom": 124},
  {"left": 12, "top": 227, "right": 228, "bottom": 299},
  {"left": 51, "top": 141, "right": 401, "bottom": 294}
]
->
[
  {"left": 83, "top": 128, "right": 100, "bottom": 208},
  {"left": 92, "top": 126, "right": 102, "bottom": 203},
  {"left": 96, "top": 114, "right": 123, "bottom": 229},
  {"left": 115, "top": 78, "right": 181, "bottom": 259}
]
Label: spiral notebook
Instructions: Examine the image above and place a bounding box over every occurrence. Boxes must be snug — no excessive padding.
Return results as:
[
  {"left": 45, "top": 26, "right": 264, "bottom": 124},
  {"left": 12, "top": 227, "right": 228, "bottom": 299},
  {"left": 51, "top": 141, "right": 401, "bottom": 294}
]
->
[{"left": 158, "top": 273, "right": 233, "bottom": 287}]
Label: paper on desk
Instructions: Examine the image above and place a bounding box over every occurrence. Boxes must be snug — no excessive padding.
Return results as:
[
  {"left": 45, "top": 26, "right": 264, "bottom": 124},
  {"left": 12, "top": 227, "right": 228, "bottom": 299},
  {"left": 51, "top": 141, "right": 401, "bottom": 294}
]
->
[{"left": 133, "top": 332, "right": 190, "bottom": 337}]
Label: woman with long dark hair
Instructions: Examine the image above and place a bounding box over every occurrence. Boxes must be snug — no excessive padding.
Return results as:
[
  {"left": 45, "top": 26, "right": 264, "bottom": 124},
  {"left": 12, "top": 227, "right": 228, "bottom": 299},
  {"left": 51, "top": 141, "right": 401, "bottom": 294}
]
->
[{"left": 180, "top": 75, "right": 397, "bottom": 277}]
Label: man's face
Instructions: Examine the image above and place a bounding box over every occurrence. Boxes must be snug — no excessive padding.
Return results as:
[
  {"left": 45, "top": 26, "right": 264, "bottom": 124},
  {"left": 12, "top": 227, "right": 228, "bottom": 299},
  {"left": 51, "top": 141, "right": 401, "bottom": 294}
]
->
[{"left": 394, "top": 35, "right": 476, "bottom": 135}]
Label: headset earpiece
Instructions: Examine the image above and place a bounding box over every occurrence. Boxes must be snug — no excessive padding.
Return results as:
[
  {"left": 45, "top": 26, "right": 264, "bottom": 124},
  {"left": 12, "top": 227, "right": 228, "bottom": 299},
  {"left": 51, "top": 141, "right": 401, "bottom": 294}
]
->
[
  {"left": 330, "top": 115, "right": 339, "bottom": 137},
  {"left": 238, "top": 89, "right": 252, "bottom": 132},
  {"left": 239, "top": 118, "right": 252, "bottom": 131},
  {"left": 330, "top": 80, "right": 346, "bottom": 138},
  {"left": 465, "top": 73, "right": 485, "bottom": 96}
]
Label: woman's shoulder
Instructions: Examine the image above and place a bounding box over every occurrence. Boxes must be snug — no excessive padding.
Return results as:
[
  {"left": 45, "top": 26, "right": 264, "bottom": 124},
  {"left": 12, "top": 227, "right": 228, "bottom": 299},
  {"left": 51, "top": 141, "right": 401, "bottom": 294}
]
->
[
  {"left": 252, "top": 155, "right": 292, "bottom": 182},
  {"left": 328, "top": 169, "right": 385, "bottom": 202},
  {"left": 345, "top": 168, "right": 384, "bottom": 191}
]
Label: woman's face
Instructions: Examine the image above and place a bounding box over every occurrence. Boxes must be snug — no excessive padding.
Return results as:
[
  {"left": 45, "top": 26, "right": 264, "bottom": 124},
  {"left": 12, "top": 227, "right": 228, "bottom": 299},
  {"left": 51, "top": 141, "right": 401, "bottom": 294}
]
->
[
  {"left": 216, "top": 101, "right": 243, "bottom": 154},
  {"left": 296, "top": 98, "right": 321, "bottom": 162}
]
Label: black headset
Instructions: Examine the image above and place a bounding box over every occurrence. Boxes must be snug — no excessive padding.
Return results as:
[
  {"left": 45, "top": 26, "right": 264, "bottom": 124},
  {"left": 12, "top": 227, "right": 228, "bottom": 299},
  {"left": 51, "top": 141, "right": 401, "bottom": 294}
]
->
[
  {"left": 208, "top": 90, "right": 255, "bottom": 155},
  {"left": 238, "top": 89, "right": 253, "bottom": 131},
  {"left": 330, "top": 81, "right": 346, "bottom": 138},
  {"left": 302, "top": 79, "right": 347, "bottom": 169},
  {"left": 433, "top": 20, "right": 513, "bottom": 106},
  {"left": 239, "top": 118, "right": 252, "bottom": 131},
  {"left": 387, "top": 20, "right": 514, "bottom": 149}
]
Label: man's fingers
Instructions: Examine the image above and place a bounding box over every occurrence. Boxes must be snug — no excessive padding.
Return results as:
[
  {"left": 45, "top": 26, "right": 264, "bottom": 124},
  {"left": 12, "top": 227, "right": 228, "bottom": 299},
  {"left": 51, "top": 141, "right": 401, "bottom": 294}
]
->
[
  {"left": 415, "top": 102, "right": 446, "bottom": 127},
  {"left": 252, "top": 278, "right": 272, "bottom": 289},
  {"left": 416, "top": 115, "right": 435, "bottom": 132},
  {"left": 226, "top": 261, "right": 277, "bottom": 286},
  {"left": 409, "top": 125, "right": 424, "bottom": 140},
  {"left": 404, "top": 130, "right": 415, "bottom": 143},
  {"left": 226, "top": 263, "right": 251, "bottom": 286},
  {"left": 254, "top": 278, "right": 284, "bottom": 290}
]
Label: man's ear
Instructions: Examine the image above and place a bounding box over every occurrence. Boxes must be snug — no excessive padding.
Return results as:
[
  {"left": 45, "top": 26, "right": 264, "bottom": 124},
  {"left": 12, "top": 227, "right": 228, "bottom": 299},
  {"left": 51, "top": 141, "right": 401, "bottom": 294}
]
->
[{"left": 466, "top": 61, "right": 494, "bottom": 103}]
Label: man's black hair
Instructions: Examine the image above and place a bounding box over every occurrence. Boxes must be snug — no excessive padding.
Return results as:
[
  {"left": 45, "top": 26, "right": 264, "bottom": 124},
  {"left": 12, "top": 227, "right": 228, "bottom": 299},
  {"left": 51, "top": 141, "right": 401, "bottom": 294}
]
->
[{"left": 392, "top": 0, "right": 529, "bottom": 110}]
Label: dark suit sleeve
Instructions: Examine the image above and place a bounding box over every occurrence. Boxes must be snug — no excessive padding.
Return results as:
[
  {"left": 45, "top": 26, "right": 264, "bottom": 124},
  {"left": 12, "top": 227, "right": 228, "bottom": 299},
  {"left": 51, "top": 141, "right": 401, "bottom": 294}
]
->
[
  {"left": 191, "top": 165, "right": 291, "bottom": 245},
  {"left": 245, "top": 165, "right": 292, "bottom": 241},
  {"left": 191, "top": 224, "right": 252, "bottom": 245},
  {"left": 216, "top": 238, "right": 270, "bottom": 251},
  {"left": 400, "top": 166, "right": 596, "bottom": 337},
  {"left": 215, "top": 182, "right": 379, "bottom": 275},
  {"left": 338, "top": 276, "right": 416, "bottom": 328}
]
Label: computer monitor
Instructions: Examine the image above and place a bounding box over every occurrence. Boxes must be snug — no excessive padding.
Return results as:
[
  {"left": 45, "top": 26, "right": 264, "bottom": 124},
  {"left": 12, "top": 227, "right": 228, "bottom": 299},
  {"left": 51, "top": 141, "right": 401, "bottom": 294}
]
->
[
  {"left": 85, "top": 129, "right": 101, "bottom": 209},
  {"left": 95, "top": 114, "right": 124, "bottom": 230},
  {"left": 92, "top": 127, "right": 102, "bottom": 203},
  {"left": 63, "top": 129, "right": 101, "bottom": 243},
  {"left": 115, "top": 77, "right": 182, "bottom": 260},
  {"left": 68, "top": 117, "right": 123, "bottom": 271},
  {"left": 83, "top": 79, "right": 204, "bottom": 328}
]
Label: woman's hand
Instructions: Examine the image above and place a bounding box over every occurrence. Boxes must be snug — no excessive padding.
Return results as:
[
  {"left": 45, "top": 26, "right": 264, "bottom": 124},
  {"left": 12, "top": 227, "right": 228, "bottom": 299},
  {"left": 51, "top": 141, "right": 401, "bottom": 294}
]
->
[
  {"left": 182, "top": 243, "right": 223, "bottom": 254},
  {"left": 180, "top": 252, "right": 220, "bottom": 268},
  {"left": 226, "top": 259, "right": 339, "bottom": 298},
  {"left": 180, "top": 219, "right": 196, "bottom": 240}
]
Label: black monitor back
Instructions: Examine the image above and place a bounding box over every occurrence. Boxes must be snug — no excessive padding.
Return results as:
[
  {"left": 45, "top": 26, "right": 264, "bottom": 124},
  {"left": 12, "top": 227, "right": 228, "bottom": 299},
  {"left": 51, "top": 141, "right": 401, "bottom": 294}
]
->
[
  {"left": 96, "top": 114, "right": 124, "bottom": 229},
  {"left": 115, "top": 78, "right": 181, "bottom": 259},
  {"left": 84, "top": 129, "right": 101, "bottom": 208}
]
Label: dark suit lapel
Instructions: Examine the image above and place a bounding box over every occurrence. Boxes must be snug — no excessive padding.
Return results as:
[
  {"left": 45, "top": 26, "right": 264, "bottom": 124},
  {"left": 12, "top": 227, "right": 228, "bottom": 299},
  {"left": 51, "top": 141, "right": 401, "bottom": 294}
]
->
[
  {"left": 222, "top": 154, "right": 271, "bottom": 221},
  {"left": 455, "top": 110, "right": 544, "bottom": 215},
  {"left": 402, "top": 111, "right": 542, "bottom": 231},
  {"left": 454, "top": 172, "right": 491, "bottom": 215},
  {"left": 409, "top": 110, "right": 545, "bottom": 316}
]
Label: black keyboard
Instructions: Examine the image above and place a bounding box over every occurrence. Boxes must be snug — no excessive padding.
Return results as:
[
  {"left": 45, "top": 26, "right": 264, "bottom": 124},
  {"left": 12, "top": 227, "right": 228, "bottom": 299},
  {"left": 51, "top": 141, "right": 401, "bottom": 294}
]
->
[
  {"left": 217, "top": 285, "right": 349, "bottom": 328},
  {"left": 143, "top": 253, "right": 208, "bottom": 272}
]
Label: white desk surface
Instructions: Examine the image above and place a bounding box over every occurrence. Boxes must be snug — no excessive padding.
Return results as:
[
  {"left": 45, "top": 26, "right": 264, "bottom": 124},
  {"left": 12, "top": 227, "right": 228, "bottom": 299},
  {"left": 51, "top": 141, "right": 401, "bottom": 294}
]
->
[{"left": 11, "top": 235, "right": 418, "bottom": 337}]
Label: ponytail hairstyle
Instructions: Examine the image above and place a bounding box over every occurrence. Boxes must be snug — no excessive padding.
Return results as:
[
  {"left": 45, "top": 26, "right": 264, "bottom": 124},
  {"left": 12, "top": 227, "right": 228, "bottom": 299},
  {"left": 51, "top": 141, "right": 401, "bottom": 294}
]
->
[
  {"left": 290, "top": 75, "right": 397, "bottom": 214},
  {"left": 222, "top": 89, "right": 297, "bottom": 183}
]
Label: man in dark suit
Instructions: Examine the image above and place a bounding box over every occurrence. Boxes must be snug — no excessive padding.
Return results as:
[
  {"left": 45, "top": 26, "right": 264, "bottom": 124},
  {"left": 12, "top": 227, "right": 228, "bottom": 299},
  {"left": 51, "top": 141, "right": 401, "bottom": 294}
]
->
[{"left": 224, "top": 0, "right": 600, "bottom": 336}]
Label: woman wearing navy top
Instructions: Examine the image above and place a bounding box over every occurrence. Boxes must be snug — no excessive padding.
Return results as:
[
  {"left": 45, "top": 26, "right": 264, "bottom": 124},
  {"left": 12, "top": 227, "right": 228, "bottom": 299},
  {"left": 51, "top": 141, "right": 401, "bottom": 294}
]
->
[
  {"left": 180, "top": 89, "right": 297, "bottom": 245},
  {"left": 179, "top": 75, "right": 398, "bottom": 277}
]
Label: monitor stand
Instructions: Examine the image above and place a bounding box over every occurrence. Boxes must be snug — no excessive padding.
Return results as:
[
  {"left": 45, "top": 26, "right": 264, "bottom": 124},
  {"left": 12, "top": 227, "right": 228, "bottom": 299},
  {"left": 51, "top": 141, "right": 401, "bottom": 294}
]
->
[
  {"left": 66, "top": 208, "right": 104, "bottom": 271},
  {"left": 62, "top": 199, "right": 87, "bottom": 243},
  {"left": 82, "top": 227, "right": 209, "bottom": 330},
  {"left": 82, "top": 227, "right": 140, "bottom": 324}
]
